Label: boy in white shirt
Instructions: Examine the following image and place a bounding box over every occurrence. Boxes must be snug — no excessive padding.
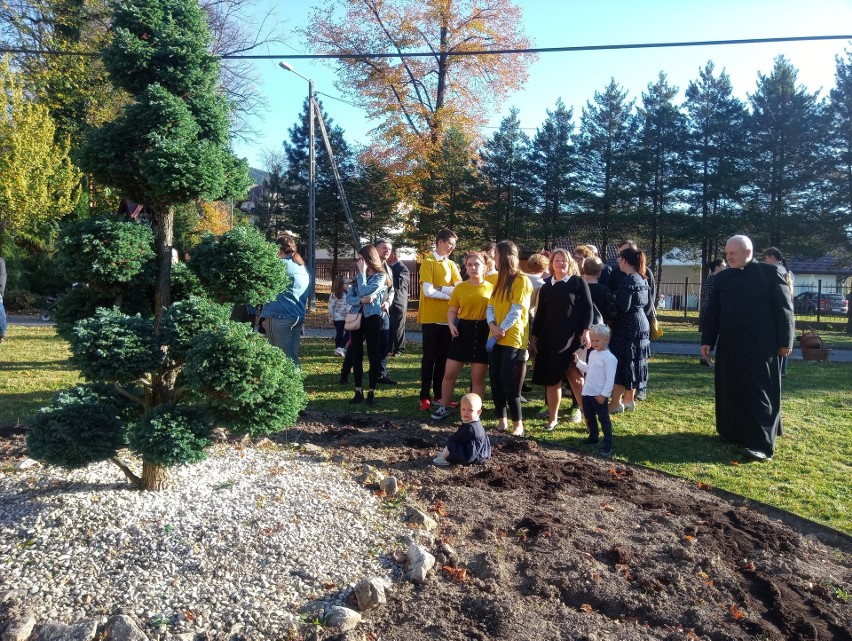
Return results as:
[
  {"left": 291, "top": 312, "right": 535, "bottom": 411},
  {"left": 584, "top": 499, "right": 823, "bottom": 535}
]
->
[{"left": 574, "top": 324, "right": 618, "bottom": 457}]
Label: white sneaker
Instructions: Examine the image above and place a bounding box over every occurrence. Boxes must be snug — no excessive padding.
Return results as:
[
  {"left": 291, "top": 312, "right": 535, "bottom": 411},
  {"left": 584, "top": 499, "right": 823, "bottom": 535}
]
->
[
  {"left": 431, "top": 405, "right": 451, "bottom": 421},
  {"left": 570, "top": 408, "right": 582, "bottom": 423},
  {"left": 335, "top": 347, "right": 345, "bottom": 357}
]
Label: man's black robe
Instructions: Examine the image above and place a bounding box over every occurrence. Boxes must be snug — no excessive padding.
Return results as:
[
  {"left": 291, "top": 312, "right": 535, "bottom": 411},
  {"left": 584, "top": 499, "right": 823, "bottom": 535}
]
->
[{"left": 701, "top": 261, "right": 794, "bottom": 455}]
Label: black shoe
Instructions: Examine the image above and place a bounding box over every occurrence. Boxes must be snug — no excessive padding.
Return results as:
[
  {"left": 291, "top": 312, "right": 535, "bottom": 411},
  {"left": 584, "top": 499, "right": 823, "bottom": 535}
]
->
[
  {"left": 599, "top": 446, "right": 613, "bottom": 458},
  {"left": 741, "top": 447, "right": 772, "bottom": 462},
  {"left": 699, "top": 358, "right": 710, "bottom": 367},
  {"left": 340, "top": 376, "right": 350, "bottom": 385},
  {"left": 349, "top": 391, "right": 364, "bottom": 405},
  {"left": 365, "top": 391, "right": 375, "bottom": 405},
  {"left": 579, "top": 437, "right": 600, "bottom": 445},
  {"left": 377, "top": 376, "right": 397, "bottom": 385},
  {"left": 521, "top": 383, "right": 532, "bottom": 393}
]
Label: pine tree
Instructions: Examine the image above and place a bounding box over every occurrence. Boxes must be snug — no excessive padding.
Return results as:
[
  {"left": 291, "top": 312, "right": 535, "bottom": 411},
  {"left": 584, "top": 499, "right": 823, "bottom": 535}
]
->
[
  {"left": 412, "top": 127, "right": 485, "bottom": 253},
  {"left": 684, "top": 62, "right": 749, "bottom": 268},
  {"left": 636, "top": 72, "right": 688, "bottom": 280},
  {"left": 530, "top": 98, "right": 577, "bottom": 248},
  {"left": 576, "top": 79, "right": 639, "bottom": 260},
  {"left": 745, "top": 55, "right": 827, "bottom": 253},
  {"left": 826, "top": 49, "right": 852, "bottom": 250},
  {"left": 280, "top": 97, "right": 355, "bottom": 255},
  {"left": 480, "top": 108, "right": 534, "bottom": 243}
]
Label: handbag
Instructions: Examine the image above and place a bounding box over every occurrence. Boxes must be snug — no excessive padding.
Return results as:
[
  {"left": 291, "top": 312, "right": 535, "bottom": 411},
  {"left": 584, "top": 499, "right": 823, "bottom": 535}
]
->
[
  {"left": 647, "top": 307, "right": 663, "bottom": 340},
  {"left": 344, "top": 309, "right": 362, "bottom": 331}
]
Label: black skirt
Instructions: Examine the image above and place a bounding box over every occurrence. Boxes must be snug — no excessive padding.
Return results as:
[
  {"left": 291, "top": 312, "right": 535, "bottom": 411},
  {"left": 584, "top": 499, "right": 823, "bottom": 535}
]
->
[{"left": 448, "top": 319, "right": 489, "bottom": 364}]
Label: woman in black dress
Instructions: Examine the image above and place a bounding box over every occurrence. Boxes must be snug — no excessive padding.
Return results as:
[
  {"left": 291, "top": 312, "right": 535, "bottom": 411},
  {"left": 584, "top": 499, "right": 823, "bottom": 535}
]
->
[
  {"left": 608, "top": 248, "right": 650, "bottom": 413},
  {"left": 530, "top": 249, "right": 593, "bottom": 431},
  {"left": 698, "top": 258, "right": 726, "bottom": 367}
]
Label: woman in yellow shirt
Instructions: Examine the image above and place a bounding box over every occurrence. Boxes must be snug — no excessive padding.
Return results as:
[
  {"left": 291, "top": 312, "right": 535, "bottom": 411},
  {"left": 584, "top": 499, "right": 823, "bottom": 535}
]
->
[
  {"left": 487, "top": 241, "right": 533, "bottom": 436},
  {"left": 431, "top": 252, "right": 493, "bottom": 421}
]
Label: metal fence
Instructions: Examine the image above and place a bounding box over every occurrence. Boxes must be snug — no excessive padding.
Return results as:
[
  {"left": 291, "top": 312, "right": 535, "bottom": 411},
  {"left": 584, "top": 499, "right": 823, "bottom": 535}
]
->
[
  {"left": 656, "top": 277, "right": 849, "bottom": 322},
  {"left": 313, "top": 261, "right": 422, "bottom": 298}
]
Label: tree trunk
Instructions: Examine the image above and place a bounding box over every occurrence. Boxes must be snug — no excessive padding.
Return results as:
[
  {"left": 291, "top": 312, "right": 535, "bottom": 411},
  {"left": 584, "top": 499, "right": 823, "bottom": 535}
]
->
[
  {"left": 141, "top": 460, "right": 169, "bottom": 491},
  {"left": 154, "top": 205, "right": 175, "bottom": 327}
]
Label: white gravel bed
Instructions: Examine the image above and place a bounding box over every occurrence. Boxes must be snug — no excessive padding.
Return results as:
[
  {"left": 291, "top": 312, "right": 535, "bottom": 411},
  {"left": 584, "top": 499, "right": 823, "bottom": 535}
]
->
[{"left": 0, "top": 443, "right": 407, "bottom": 638}]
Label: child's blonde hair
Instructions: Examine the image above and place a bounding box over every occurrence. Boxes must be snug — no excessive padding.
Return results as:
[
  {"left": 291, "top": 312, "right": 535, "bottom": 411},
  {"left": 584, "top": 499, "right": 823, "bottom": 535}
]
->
[
  {"left": 460, "top": 392, "right": 483, "bottom": 410},
  {"left": 590, "top": 323, "right": 611, "bottom": 340}
]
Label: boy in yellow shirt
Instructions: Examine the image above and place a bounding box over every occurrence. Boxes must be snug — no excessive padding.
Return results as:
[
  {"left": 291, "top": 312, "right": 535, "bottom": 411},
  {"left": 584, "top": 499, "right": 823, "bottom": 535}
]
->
[{"left": 417, "top": 229, "right": 462, "bottom": 411}]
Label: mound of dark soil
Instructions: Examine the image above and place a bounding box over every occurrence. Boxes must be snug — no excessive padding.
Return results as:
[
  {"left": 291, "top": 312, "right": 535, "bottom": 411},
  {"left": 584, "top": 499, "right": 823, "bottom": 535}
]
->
[{"left": 292, "top": 411, "right": 852, "bottom": 641}]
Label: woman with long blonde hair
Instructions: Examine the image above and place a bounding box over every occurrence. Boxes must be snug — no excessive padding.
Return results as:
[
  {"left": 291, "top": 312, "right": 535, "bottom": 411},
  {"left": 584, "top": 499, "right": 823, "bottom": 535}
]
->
[
  {"left": 486, "top": 241, "right": 533, "bottom": 436},
  {"left": 529, "top": 248, "right": 593, "bottom": 431}
]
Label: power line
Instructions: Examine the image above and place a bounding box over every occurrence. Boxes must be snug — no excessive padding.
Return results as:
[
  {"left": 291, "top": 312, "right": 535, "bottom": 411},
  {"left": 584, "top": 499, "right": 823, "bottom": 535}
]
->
[
  {"left": 2, "top": 34, "right": 850, "bottom": 60},
  {"left": 228, "top": 34, "right": 852, "bottom": 60}
]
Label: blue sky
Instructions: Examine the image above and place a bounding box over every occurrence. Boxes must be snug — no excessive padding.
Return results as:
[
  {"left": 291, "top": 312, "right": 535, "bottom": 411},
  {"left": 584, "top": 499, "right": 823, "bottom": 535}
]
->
[{"left": 233, "top": 0, "right": 852, "bottom": 169}]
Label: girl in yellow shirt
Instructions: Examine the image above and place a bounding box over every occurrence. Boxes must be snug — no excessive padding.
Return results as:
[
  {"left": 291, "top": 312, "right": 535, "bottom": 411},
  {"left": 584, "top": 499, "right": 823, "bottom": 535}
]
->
[
  {"left": 431, "top": 252, "right": 493, "bottom": 421},
  {"left": 486, "top": 241, "right": 533, "bottom": 436}
]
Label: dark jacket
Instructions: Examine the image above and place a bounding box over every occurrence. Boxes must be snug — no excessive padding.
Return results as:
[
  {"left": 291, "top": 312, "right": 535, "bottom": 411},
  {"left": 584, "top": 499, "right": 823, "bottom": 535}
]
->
[
  {"left": 445, "top": 419, "right": 491, "bottom": 464},
  {"left": 390, "top": 260, "right": 409, "bottom": 311}
]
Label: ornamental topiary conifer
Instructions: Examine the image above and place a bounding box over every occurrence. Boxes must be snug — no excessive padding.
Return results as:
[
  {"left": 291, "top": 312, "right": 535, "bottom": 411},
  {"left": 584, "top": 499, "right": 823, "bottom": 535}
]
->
[{"left": 26, "top": 0, "right": 305, "bottom": 490}]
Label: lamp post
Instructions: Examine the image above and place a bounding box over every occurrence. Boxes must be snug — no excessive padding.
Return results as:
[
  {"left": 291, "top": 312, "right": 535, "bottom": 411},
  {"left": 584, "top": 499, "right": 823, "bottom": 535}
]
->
[{"left": 279, "top": 61, "right": 316, "bottom": 312}]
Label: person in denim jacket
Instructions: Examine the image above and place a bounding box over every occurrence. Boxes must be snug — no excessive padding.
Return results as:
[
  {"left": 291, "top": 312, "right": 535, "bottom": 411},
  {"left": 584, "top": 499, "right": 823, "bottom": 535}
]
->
[
  {"left": 261, "top": 235, "right": 311, "bottom": 366},
  {"left": 345, "top": 245, "right": 387, "bottom": 405}
]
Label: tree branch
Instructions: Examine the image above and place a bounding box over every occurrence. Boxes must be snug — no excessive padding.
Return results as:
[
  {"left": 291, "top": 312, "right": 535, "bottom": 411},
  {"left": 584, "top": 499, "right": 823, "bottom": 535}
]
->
[
  {"left": 114, "top": 383, "right": 146, "bottom": 408},
  {"left": 109, "top": 456, "right": 142, "bottom": 488}
]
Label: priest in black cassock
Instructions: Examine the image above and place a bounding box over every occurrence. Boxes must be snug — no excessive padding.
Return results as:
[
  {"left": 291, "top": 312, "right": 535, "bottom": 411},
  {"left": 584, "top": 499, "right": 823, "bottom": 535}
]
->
[{"left": 700, "top": 235, "right": 794, "bottom": 461}]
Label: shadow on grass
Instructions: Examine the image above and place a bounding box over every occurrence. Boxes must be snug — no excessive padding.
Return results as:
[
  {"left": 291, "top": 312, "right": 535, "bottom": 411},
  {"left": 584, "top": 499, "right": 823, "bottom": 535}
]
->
[
  {"left": 0, "top": 360, "right": 74, "bottom": 372},
  {"left": 0, "top": 390, "right": 59, "bottom": 425}
]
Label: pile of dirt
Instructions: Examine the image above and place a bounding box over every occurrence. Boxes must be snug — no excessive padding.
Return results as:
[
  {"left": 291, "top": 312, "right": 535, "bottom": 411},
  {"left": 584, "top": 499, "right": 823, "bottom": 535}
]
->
[{"left": 289, "top": 411, "right": 851, "bottom": 641}]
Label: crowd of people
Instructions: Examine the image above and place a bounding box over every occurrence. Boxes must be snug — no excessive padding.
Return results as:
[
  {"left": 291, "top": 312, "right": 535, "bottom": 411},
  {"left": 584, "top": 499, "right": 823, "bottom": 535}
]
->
[{"left": 257, "top": 230, "right": 795, "bottom": 466}]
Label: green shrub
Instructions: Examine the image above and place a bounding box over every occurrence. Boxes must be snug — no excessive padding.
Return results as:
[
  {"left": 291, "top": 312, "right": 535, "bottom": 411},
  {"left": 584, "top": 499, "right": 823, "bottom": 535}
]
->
[
  {"left": 54, "top": 286, "right": 117, "bottom": 341},
  {"left": 171, "top": 260, "right": 207, "bottom": 301},
  {"left": 56, "top": 217, "right": 155, "bottom": 286},
  {"left": 69, "top": 308, "right": 160, "bottom": 383},
  {"left": 127, "top": 405, "right": 212, "bottom": 467},
  {"left": 161, "top": 295, "right": 231, "bottom": 356},
  {"left": 184, "top": 321, "right": 307, "bottom": 437},
  {"left": 191, "top": 225, "right": 288, "bottom": 305},
  {"left": 27, "top": 384, "right": 138, "bottom": 468},
  {"left": 3, "top": 289, "right": 39, "bottom": 312}
]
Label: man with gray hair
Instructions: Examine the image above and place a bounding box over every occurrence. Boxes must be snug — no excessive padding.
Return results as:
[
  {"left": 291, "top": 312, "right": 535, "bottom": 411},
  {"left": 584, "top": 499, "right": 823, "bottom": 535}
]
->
[{"left": 700, "top": 235, "right": 794, "bottom": 461}]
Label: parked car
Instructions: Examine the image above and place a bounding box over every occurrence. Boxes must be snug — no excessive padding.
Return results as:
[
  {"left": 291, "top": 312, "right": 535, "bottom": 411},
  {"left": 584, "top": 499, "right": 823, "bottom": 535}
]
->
[{"left": 793, "top": 292, "right": 848, "bottom": 315}]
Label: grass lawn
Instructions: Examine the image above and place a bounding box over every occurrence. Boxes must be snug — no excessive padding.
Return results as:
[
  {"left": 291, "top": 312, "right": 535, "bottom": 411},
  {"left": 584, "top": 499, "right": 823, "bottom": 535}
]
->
[
  {"left": 0, "top": 326, "right": 80, "bottom": 426},
  {"left": 0, "top": 327, "right": 849, "bottom": 535}
]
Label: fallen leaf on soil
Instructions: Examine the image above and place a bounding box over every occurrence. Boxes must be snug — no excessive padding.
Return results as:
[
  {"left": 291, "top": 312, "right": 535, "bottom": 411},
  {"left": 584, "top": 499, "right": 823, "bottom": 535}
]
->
[
  {"left": 442, "top": 566, "right": 468, "bottom": 582},
  {"left": 696, "top": 481, "right": 714, "bottom": 490},
  {"left": 599, "top": 502, "right": 616, "bottom": 512},
  {"left": 431, "top": 501, "right": 449, "bottom": 516},
  {"left": 684, "top": 535, "right": 695, "bottom": 541},
  {"left": 579, "top": 603, "right": 594, "bottom": 613},
  {"left": 324, "top": 582, "right": 337, "bottom": 590},
  {"left": 184, "top": 610, "right": 196, "bottom": 622},
  {"left": 496, "top": 528, "right": 508, "bottom": 538},
  {"left": 729, "top": 604, "right": 746, "bottom": 620},
  {"left": 739, "top": 561, "right": 756, "bottom": 571}
]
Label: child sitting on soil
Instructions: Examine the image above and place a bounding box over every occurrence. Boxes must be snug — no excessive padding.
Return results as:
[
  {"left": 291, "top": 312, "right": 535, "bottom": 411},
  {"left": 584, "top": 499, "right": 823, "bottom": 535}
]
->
[
  {"left": 433, "top": 393, "right": 492, "bottom": 467},
  {"left": 573, "top": 324, "right": 618, "bottom": 457}
]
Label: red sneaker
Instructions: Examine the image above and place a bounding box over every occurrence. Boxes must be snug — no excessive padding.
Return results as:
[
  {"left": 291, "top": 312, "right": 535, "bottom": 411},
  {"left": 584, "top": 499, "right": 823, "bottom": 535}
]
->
[{"left": 419, "top": 399, "right": 432, "bottom": 411}]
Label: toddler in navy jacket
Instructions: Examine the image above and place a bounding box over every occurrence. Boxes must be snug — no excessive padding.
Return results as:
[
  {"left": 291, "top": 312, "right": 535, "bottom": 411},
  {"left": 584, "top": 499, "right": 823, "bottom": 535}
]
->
[{"left": 433, "top": 393, "right": 491, "bottom": 466}]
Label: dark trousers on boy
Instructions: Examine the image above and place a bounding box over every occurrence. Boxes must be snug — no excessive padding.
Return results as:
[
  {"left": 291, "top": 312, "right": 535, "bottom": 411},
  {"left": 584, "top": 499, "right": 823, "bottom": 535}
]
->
[{"left": 582, "top": 395, "right": 613, "bottom": 453}]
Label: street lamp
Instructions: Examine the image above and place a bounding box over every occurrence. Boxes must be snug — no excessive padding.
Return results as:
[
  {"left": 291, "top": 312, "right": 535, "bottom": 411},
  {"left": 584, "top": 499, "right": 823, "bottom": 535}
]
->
[{"left": 279, "top": 61, "right": 316, "bottom": 312}]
